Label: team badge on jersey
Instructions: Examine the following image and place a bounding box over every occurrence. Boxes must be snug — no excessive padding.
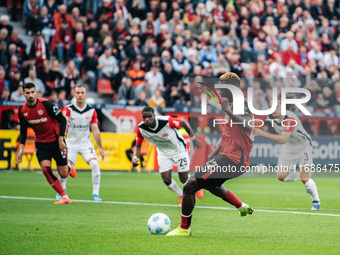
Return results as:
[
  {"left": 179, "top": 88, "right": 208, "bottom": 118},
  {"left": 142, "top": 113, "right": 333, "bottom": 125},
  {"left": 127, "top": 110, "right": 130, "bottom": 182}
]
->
[
  {"left": 162, "top": 133, "right": 169, "bottom": 139},
  {"left": 38, "top": 110, "right": 44, "bottom": 115}
]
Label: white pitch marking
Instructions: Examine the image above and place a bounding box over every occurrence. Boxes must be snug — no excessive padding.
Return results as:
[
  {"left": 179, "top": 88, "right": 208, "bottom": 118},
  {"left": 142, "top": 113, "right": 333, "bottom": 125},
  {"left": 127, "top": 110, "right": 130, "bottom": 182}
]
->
[{"left": 0, "top": 196, "right": 340, "bottom": 217}]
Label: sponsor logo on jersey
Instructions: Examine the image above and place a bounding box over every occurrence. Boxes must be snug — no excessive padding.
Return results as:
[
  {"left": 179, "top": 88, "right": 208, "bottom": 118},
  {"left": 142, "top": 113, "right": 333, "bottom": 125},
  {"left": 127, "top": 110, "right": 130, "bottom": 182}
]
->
[
  {"left": 38, "top": 110, "right": 44, "bottom": 115},
  {"left": 162, "top": 133, "right": 168, "bottom": 139},
  {"left": 28, "top": 117, "right": 48, "bottom": 124},
  {"left": 24, "top": 112, "right": 28, "bottom": 116},
  {"left": 72, "top": 124, "right": 89, "bottom": 129}
]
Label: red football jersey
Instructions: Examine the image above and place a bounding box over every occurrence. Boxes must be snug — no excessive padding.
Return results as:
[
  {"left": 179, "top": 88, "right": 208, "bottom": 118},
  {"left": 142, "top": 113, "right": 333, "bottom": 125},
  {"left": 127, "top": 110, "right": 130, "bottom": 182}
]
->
[
  {"left": 19, "top": 98, "right": 66, "bottom": 144},
  {"left": 219, "top": 102, "right": 254, "bottom": 166}
]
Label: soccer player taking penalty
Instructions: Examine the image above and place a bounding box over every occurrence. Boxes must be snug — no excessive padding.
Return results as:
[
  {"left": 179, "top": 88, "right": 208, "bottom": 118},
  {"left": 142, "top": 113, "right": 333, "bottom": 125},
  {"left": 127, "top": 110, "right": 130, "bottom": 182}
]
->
[
  {"left": 17, "top": 83, "right": 76, "bottom": 204},
  {"left": 255, "top": 97, "right": 321, "bottom": 210},
  {"left": 167, "top": 72, "right": 254, "bottom": 236},
  {"left": 57, "top": 84, "right": 105, "bottom": 201},
  {"left": 132, "top": 106, "right": 204, "bottom": 206}
]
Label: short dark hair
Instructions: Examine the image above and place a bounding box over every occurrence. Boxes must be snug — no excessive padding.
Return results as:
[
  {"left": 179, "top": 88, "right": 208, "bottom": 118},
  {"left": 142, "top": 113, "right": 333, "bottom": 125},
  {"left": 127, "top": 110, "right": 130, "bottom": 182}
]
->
[
  {"left": 23, "top": 82, "right": 35, "bottom": 91},
  {"left": 142, "top": 106, "right": 154, "bottom": 114}
]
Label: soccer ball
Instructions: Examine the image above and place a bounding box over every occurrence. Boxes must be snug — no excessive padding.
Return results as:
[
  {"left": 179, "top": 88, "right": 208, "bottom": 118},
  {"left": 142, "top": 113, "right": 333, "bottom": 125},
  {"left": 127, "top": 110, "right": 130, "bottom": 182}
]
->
[{"left": 147, "top": 213, "right": 171, "bottom": 235}]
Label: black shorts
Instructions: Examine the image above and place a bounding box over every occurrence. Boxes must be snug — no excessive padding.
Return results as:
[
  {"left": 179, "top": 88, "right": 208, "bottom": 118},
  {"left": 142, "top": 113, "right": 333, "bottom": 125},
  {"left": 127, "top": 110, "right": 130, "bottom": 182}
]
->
[
  {"left": 35, "top": 141, "right": 67, "bottom": 166},
  {"left": 195, "top": 155, "right": 245, "bottom": 189}
]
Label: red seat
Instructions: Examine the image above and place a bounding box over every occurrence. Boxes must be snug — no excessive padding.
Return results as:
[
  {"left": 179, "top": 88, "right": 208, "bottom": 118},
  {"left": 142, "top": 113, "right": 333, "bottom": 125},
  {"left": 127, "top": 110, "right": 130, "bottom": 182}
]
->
[{"left": 97, "top": 78, "right": 115, "bottom": 94}]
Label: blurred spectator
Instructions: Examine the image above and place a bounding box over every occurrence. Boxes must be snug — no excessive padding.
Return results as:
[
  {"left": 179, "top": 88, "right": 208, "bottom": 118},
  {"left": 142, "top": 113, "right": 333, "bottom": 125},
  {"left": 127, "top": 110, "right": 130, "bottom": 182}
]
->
[
  {"left": 212, "top": 53, "right": 230, "bottom": 77},
  {"left": 0, "top": 42, "right": 8, "bottom": 67},
  {"left": 23, "top": 0, "right": 41, "bottom": 35},
  {"left": 0, "top": 66, "right": 9, "bottom": 94},
  {"left": 98, "top": 46, "right": 119, "bottom": 82},
  {"left": 29, "top": 31, "right": 50, "bottom": 70},
  {"left": 67, "top": 0, "right": 86, "bottom": 16},
  {"left": 8, "top": 30, "right": 27, "bottom": 59},
  {"left": 9, "top": 69, "right": 24, "bottom": 93},
  {"left": 117, "top": 77, "right": 136, "bottom": 106},
  {"left": 48, "top": 59, "right": 64, "bottom": 92},
  {"left": 252, "top": 89, "right": 269, "bottom": 110},
  {"left": 6, "top": 55, "right": 21, "bottom": 82},
  {"left": 68, "top": 32, "right": 86, "bottom": 72},
  {"left": 45, "top": 0, "right": 58, "bottom": 17},
  {"left": 0, "top": 28, "right": 9, "bottom": 45},
  {"left": 10, "top": 84, "right": 25, "bottom": 102},
  {"left": 53, "top": 4, "right": 75, "bottom": 30},
  {"left": 62, "top": 60, "right": 79, "bottom": 98},
  {"left": 58, "top": 89, "right": 69, "bottom": 104},
  {"left": 37, "top": 6, "right": 55, "bottom": 44},
  {"left": 0, "top": 15, "right": 13, "bottom": 35},
  {"left": 0, "top": 87, "right": 10, "bottom": 101},
  {"left": 127, "top": 36, "right": 142, "bottom": 60},
  {"left": 24, "top": 69, "right": 45, "bottom": 95},
  {"left": 51, "top": 19, "right": 73, "bottom": 63},
  {"left": 329, "top": 122, "right": 338, "bottom": 136},
  {"left": 149, "top": 89, "right": 165, "bottom": 108},
  {"left": 171, "top": 50, "right": 190, "bottom": 74},
  {"left": 128, "top": 61, "right": 145, "bottom": 88},
  {"left": 134, "top": 90, "right": 148, "bottom": 106},
  {"left": 47, "top": 90, "right": 58, "bottom": 103},
  {"left": 145, "top": 65, "right": 164, "bottom": 95},
  {"left": 188, "top": 15, "right": 204, "bottom": 40},
  {"left": 162, "top": 62, "right": 178, "bottom": 87},
  {"left": 83, "top": 48, "right": 98, "bottom": 91},
  {"left": 1, "top": 109, "right": 19, "bottom": 129}
]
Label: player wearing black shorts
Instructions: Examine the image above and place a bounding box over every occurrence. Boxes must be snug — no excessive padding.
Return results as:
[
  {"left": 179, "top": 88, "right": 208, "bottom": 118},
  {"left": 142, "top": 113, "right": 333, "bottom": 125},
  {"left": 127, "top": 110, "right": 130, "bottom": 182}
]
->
[
  {"left": 17, "top": 83, "right": 77, "bottom": 204},
  {"left": 167, "top": 72, "right": 254, "bottom": 236}
]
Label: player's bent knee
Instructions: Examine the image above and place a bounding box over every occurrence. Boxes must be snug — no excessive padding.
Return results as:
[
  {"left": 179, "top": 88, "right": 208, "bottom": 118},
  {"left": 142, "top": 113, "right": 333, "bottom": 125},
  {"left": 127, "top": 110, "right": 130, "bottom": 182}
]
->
[
  {"left": 301, "top": 178, "right": 309, "bottom": 184},
  {"left": 183, "top": 178, "right": 199, "bottom": 195},
  {"left": 162, "top": 177, "right": 172, "bottom": 186}
]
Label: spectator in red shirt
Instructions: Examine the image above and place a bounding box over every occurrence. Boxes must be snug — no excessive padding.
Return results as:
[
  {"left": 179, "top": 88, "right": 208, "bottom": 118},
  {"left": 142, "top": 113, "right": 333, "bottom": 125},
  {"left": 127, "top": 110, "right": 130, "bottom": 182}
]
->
[
  {"left": 68, "top": 32, "right": 87, "bottom": 73},
  {"left": 53, "top": 4, "right": 75, "bottom": 30},
  {"left": 51, "top": 19, "right": 73, "bottom": 63},
  {"left": 282, "top": 42, "right": 302, "bottom": 65}
]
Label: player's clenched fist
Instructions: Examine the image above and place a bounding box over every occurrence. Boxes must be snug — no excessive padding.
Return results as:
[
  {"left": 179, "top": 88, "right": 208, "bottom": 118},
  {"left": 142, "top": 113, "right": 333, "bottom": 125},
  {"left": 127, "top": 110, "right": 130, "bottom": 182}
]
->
[{"left": 132, "top": 156, "right": 139, "bottom": 167}]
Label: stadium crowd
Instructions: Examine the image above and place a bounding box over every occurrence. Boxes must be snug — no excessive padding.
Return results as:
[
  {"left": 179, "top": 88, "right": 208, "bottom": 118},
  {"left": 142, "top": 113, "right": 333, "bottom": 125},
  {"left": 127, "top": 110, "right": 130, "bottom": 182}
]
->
[{"left": 0, "top": 0, "right": 340, "bottom": 114}]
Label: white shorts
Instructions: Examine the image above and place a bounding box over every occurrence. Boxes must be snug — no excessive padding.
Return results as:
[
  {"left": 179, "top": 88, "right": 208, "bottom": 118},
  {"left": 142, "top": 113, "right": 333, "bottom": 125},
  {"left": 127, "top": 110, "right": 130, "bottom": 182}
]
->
[
  {"left": 67, "top": 142, "right": 97, "bottom": 165},
  {"left": 278, "top": 145, "right": 313, "bottom": 170},
  {"left": 158, "top": 151, "right": 189, "bottom": 173}
]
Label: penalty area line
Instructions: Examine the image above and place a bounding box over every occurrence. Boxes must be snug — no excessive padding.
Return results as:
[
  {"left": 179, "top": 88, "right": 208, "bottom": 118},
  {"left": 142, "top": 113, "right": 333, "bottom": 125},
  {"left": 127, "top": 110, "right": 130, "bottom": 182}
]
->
[{"left": 0, "top": 195, "right": 339, "bottom": 217}]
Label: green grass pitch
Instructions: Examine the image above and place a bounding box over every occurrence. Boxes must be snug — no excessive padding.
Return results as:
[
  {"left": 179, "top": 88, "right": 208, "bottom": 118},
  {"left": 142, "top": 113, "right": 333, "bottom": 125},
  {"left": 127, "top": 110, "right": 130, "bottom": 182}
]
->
[{"left": 1, "top": 170, "right": 340, "bottom": 255}]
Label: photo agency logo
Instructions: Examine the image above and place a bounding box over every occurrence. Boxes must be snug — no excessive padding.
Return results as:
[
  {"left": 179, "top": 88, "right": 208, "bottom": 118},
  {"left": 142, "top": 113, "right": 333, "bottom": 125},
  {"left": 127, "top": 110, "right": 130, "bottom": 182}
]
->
[{"left": 197, "top": 82, "right": 312, "bottom": 128}]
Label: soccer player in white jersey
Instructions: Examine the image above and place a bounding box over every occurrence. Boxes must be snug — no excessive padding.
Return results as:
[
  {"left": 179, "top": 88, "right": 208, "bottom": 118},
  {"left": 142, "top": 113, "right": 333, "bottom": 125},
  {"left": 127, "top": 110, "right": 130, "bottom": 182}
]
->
[
  {"left": 255, "top": 97, "right": 321, "bottom": 210},
  {"left": 132, "top": 106, "right": 203, "bottom": 205},
  {"left": 57, "top": 84, "right": 105, "bottom": 201}
]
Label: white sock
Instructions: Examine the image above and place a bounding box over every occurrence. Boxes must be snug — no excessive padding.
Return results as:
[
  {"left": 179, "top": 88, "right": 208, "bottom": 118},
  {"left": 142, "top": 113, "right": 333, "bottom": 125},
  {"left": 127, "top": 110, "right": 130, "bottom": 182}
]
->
[
  {"left": 167, "top": 179, "right": 183, "bottom": 197},
  {"left": 304, "top": 179, "right": 320, "bottom": 202},
  {"left": 62, "top": 195, "right": 69, "bottom": 199},
  {"left": 284, "top": 171, "right": 300, "bottom": 182},
  {"left": 90, "top": 160, "right": 101, "bottom": 195},
  {"left": 59, "top": 176, "right": 67, "bottom": 190},
  {"left": 237, "top": 202, "right": 247, "bottom": 212}
]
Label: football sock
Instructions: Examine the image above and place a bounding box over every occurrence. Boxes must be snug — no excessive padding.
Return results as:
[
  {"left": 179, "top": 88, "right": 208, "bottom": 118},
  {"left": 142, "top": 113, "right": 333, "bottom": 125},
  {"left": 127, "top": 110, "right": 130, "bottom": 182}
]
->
[
  {"left": 60, "top": 177, "right": 67, "bottom": 190},
  {"left": 304, "top": 179, "right": 320, "bottom": 202},
  {"left": 223, "top": 190, "right": 242, "bottom": 208},
  {"left": 42, "top": 166, "right": 66, "bottom": 197},
  {"left": 90, "top": 160, "right": 101, "bottom": 195},
  {"left": 284, "top": 171, "right": 300, "bottom": 182},
  {"left": 62, "top": 195, "right": 69, "bottom": 199},
  {"left": 180, "top": 214, "right": 192, "bottom": 230},
  {"left": 167, "top": 179, "right": 183, "bottom": 197}
]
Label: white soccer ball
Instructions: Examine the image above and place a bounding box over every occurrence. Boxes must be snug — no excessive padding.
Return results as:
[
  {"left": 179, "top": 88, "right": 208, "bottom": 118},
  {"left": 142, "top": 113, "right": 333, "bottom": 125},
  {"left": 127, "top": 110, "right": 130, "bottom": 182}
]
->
[{"left": 147, "top": 213, "right": 171, "bottom": 235}]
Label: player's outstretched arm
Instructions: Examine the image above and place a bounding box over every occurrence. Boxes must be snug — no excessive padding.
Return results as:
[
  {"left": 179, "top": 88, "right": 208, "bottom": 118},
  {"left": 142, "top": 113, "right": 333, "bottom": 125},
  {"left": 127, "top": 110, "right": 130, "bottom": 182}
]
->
[
  {"left": 220, "top": 98, "right": 252, "bottom": 132},
  {"left": 181, "top": 120, "right": 202, "bottom": 150},
  {"left": 132, "top": 143, "right": 142, "bottom": 167},
  {"left": 17, "top": 107, "right": 28, "bottom": 163},
  {"left": 255, "top": 128, "right": 292, "bottom": 144},
  {"left": 91, "top": 123, "right": 105, "bottom": 161}
]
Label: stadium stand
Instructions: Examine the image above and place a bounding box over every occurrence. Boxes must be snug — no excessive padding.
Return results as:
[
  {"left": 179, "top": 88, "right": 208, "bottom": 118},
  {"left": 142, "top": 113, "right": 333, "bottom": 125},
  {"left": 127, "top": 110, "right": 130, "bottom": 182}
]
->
[{"left": 0, "top": 0, "right": 340, "bottom": 136}]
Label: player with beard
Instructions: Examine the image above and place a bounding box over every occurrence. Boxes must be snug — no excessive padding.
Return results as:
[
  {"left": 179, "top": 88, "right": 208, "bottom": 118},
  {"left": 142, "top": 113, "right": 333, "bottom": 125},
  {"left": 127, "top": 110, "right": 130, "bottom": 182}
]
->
[{"left": 17, "top": 83, "right": 76, "bottom": 204}]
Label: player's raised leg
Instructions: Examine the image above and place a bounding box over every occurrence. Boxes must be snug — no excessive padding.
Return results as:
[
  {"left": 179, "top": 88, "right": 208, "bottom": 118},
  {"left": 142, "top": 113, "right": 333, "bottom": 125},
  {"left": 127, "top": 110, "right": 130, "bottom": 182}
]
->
[
  {"left": 300, "top": 166, "right": 320, "bottom": 210},
  {"left": 207, "top": 185, "right": 253, "bottom": 216},
  {"left": 161, "top": 170, "right": 183, "bottom": 205},
  {"left": 39, "top": 160, "right": 71, "bottom": 204}
]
